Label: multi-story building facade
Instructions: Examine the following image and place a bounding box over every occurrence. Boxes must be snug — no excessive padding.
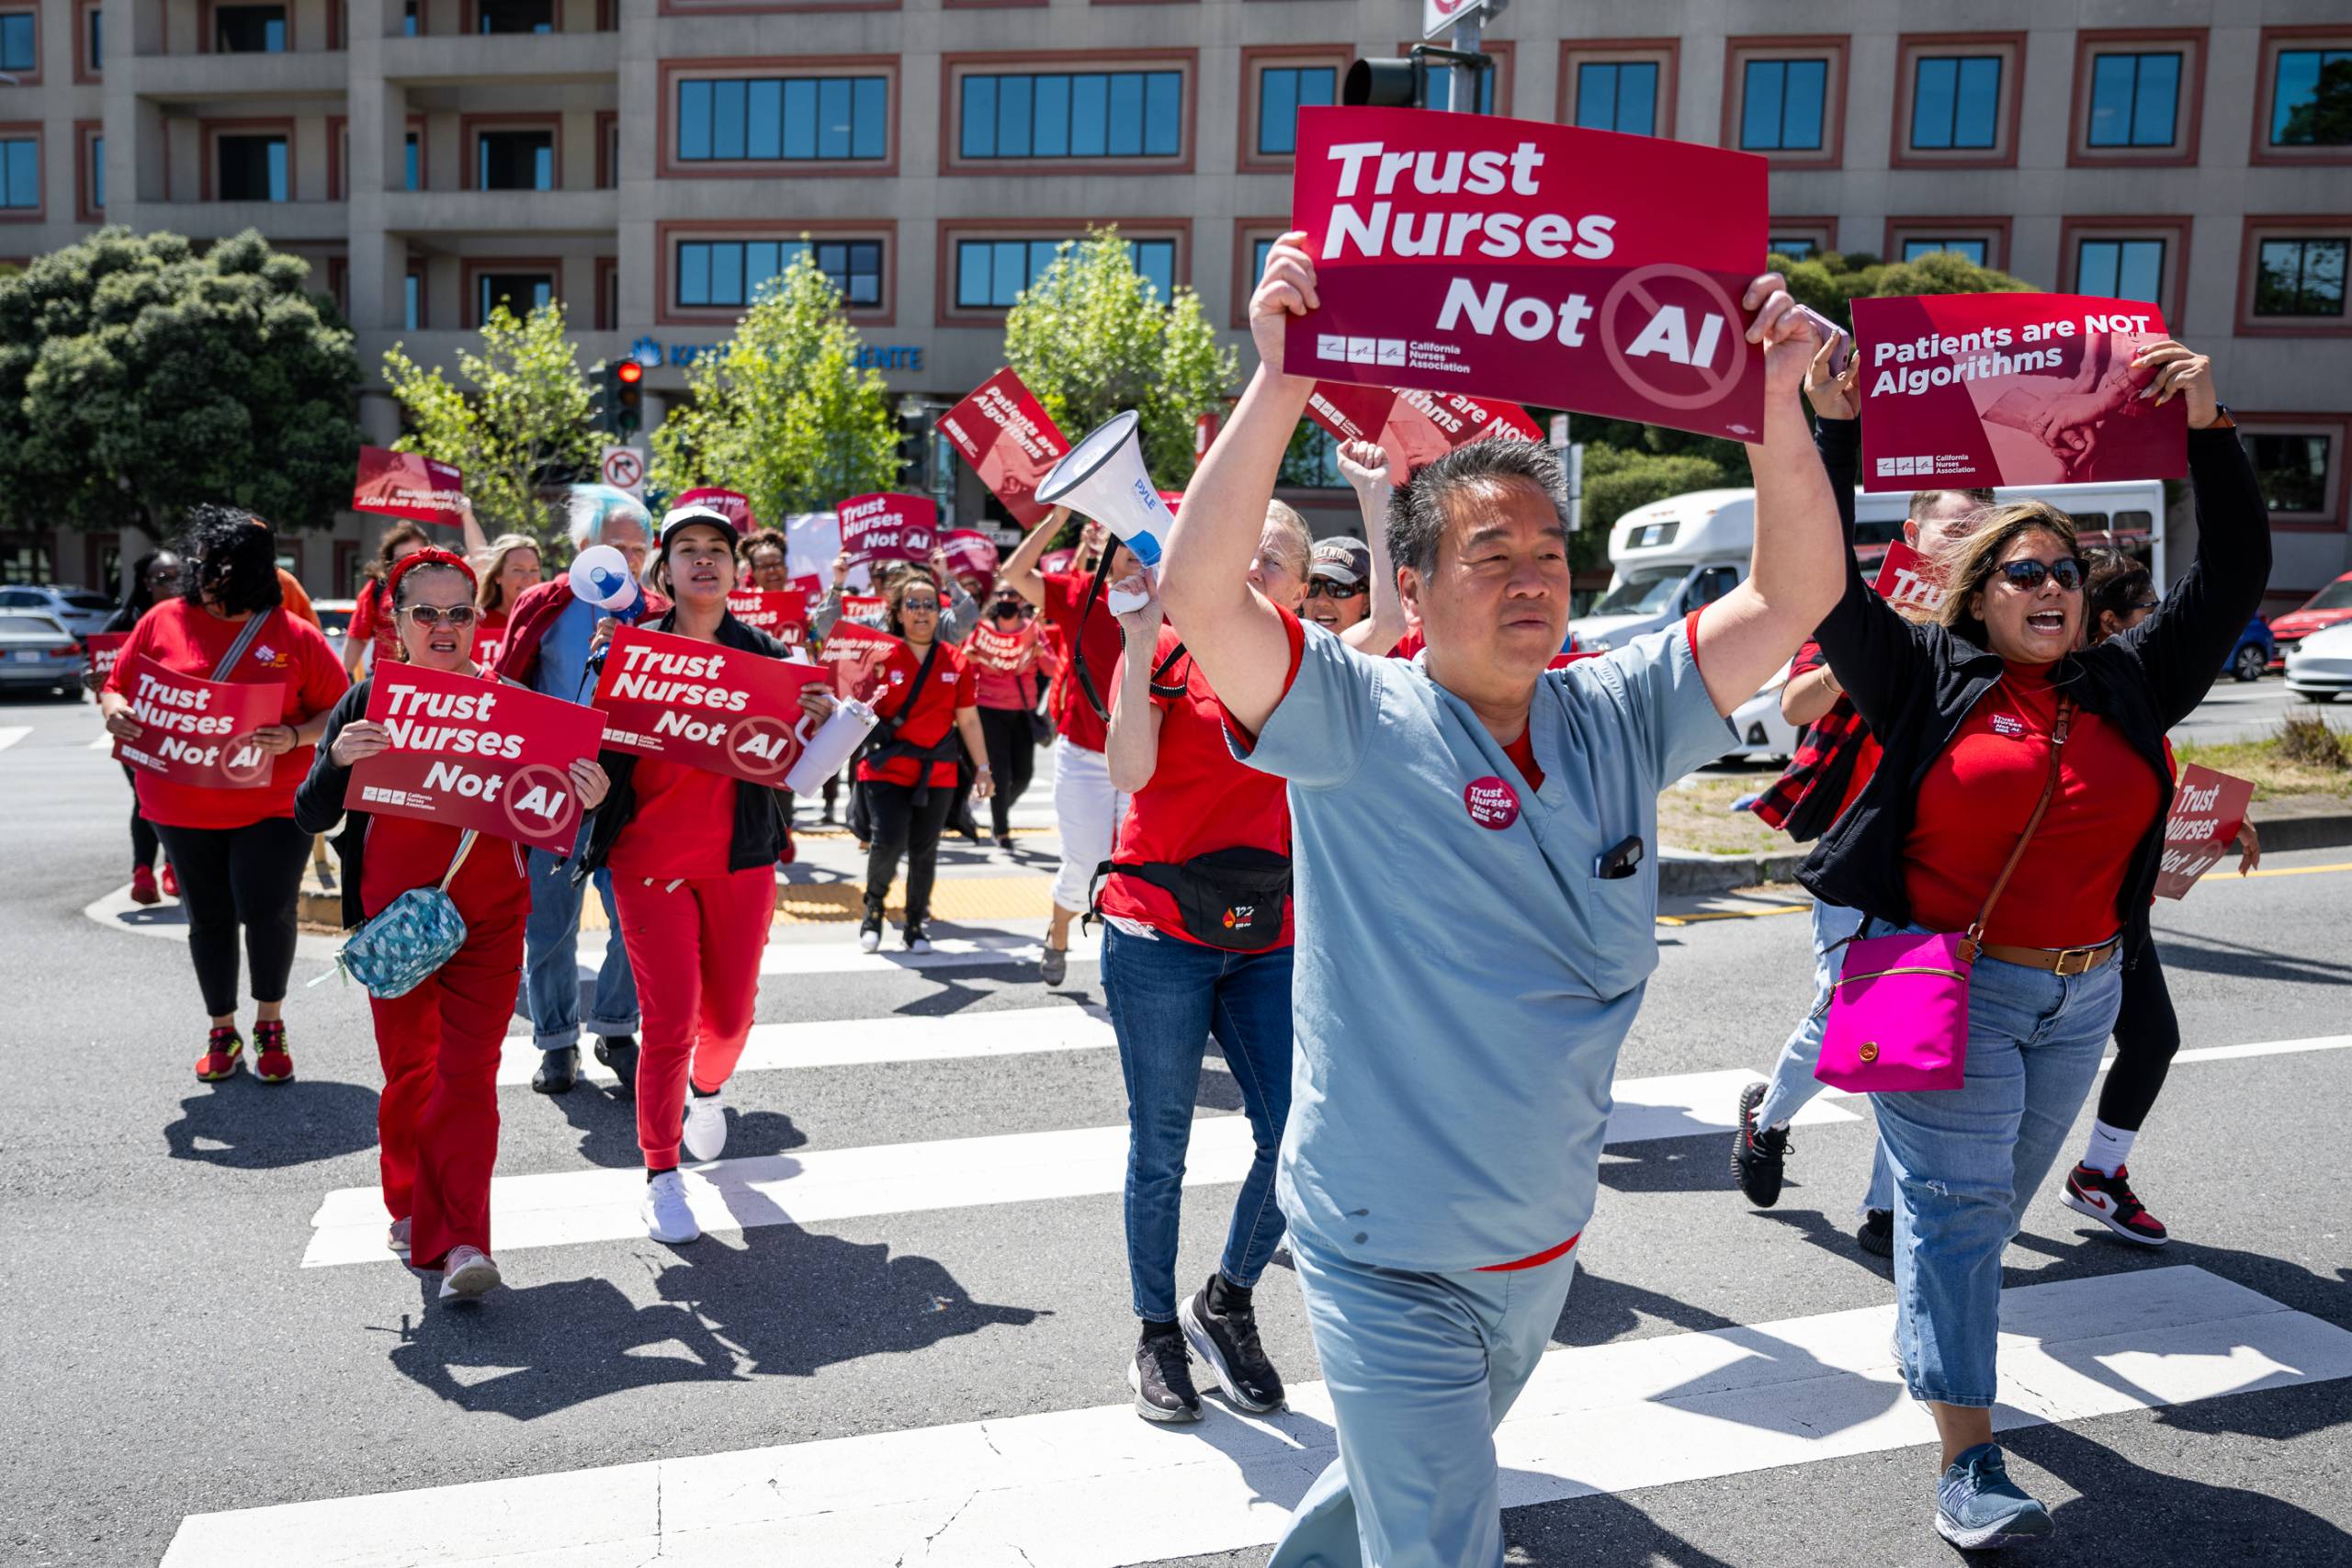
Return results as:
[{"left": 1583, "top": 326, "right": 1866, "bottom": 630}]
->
[{"left": 3, "top": 0, "right": 2347, "bottom": 608}]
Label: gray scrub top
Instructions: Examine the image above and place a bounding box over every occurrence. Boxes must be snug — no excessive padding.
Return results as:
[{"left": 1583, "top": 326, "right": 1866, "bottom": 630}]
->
[{"left": 1236, "top": 615, "right": 1732, "bottom": 1271}]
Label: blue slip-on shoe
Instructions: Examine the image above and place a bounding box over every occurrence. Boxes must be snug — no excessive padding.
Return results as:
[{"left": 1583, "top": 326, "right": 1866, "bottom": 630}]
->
[{"left": 1936, "top": 1443, "right": 2053, "bottom": 1551}]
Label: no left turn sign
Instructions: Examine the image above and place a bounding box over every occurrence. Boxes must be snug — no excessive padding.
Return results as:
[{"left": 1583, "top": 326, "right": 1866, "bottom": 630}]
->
[{"left": 601, "top": 446, "right": 646, "bottom": 495}]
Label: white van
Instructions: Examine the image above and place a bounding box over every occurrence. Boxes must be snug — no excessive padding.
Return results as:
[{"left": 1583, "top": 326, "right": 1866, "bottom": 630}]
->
[{"left": 1571, "top": 477, "right": 2167, "bottom": 655}]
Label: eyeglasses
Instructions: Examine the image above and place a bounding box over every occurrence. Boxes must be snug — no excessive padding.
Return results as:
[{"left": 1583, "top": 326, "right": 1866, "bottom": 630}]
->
[
  {"left": 900, "top": 598, "right": 940, "bottom": 612},
  {"left": 1995, "top": 558, "right": 2084, "bottom": 593},
  {"left": 1306, "top": 580, "right": 1367, "bottom": 600},
  {"left": 401, "top": 604, "right": 480, "bottom": 628}
]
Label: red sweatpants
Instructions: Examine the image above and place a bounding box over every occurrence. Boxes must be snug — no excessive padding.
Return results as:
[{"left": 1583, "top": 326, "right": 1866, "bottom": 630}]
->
[
  {"left": 368, "top": 913, "right": 525, "bottom": 1269},
  {"left": 614, "top": 866, "right": 776, "bottom": 1168}
]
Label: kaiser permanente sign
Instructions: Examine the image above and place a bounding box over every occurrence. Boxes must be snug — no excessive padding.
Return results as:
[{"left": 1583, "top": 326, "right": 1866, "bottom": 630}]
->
[{"left": 1285, "top": 107, "right": 1770, "bottom": 443}]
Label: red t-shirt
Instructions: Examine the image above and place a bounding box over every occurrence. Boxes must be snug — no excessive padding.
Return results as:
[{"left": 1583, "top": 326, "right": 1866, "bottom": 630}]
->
[
  {"left": 471, "top": 610, "right": 509, "bottom": 676},
  {"left": 857, "top": 638, "right": 978, "bottom": 789},
  {"left": 1904, "top": 663, "right": 2165, "bottom": 947},
  {"left": 104, "top": 600, "right": 349, "bottom": 830},
  {"left": 1389, "top": 626, "right": 1426, "bottom": 661},
  {"left": 1501, "top": 728, "right": 1544, "bottom": 793},
  {"left": 610, "top": 758, "right": 739, "bottom": 880},
  {"left": 347, "top": 579, "right": 400, "bottom": 667},
  {"left": 964, "top": 618, "right": 1044, "bottom": 711},
  {"left": 1099, "top": 625, "right": 1297, "bottom": 947},
  {"left": 1041, "top": 570, "right": 1125, "bottom": 752}
]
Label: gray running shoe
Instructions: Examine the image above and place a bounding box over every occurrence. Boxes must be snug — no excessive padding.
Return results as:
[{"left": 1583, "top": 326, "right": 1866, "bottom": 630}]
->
[{"left": 1936, "top": 1443, "right": 2053, "bottom": 1551}]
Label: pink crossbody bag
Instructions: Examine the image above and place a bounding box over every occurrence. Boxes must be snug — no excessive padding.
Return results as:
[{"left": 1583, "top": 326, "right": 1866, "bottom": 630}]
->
[{"left": 1813, "top": 698, "right": 2075, "bottom": 1094}]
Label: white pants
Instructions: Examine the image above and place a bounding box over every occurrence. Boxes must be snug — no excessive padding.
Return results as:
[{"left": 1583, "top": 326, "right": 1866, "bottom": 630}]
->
[{"left": 1049, "top": 739, "right": 1128, "bottom": 916}]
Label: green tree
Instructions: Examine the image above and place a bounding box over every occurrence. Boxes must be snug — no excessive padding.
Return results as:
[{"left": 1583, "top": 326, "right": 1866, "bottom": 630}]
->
[
  {"left": 1769, "top": 245, "right": 2035, "bottom": 333},
  {"left": 1003, "top": 228, "right": 1237, "bottom": 481},
  {"left": 382, "top": 297, "right": 598, "bottom": 542},
  {"left": 649, "top": 249, "right": 900, "bottom": 519},
  {"left": 0, "top": 226, "right": 361, "bottom": 542}
]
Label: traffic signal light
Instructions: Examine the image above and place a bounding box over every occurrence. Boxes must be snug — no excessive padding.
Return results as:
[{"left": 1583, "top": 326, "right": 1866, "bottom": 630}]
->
[{"left": 611, "top": 357, "right": 644, "bottom": 440}]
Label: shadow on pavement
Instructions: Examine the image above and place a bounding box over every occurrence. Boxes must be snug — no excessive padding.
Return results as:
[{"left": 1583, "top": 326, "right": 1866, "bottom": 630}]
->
[{"left": 161, "top": 1081, "right": 380, "bottom": 1168}]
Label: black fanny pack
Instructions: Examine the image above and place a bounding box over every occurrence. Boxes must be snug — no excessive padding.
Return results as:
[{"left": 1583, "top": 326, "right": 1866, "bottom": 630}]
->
[{"left": 1091, "top": 846, "right": 1292, "bottom": 953}]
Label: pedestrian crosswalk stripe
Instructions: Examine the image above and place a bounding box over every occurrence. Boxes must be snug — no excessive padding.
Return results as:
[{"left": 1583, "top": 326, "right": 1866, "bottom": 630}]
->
[
  {"left": 160, "top": 1265, "right": 2352, "bottom": 1568},
  {"left": 496, "top": 1004, "right": 1116, "bottom": 1085},
  {"left": 758, "top": 928, "right": 1101, "bottom": 975},
  {"left": 2167, "top": 1033, "right": 2351, "bottom": 1066},
  {"left": 0, "top": 727, "right": 29, "bottom": 753},
  {"left": 300, "top": 1068, "right": 1860, "bottom": 1268}
]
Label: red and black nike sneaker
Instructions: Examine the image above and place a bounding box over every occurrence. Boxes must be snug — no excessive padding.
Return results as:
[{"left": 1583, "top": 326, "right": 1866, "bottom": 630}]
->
[
  {"left": 254, "top": 1021, "right": 294, "bottom": 1085},
  {"left": 195, "top": 1027, "right": 243, "bottom": 1083},
  {"left": 2062, "top": 1162, "right": 2167, "bottom": 1247}
]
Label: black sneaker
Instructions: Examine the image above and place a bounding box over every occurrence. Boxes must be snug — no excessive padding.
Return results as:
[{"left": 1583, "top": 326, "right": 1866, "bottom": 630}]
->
[
  {"left": 1180, "top": 1276, "right": 1285, "bottom": 1414},
  {"left": 594, "top": 1034, "right": 639, "bottom": 1100},
  {"left": 2062, "top": 1162, "right": 2169, "bottom": 1247},
  {"left": 1731, "top": 1081, "right": 1790, "bottom": 1207},
  {"left": 902, "top": 920, "right": 933, "bottom": 955},
  {"left": 858, "top": 906, "right": 884, "bottom": 954},
  {"left": 532, "top": 1045, "right": 579, "bottom": 1095},
  {"left": 1857, "top": 1208, "right": 1894, "bottom": 1257},
  {"left": 1129, "top": 1327, "right": 1202, "bottom": 1423}
]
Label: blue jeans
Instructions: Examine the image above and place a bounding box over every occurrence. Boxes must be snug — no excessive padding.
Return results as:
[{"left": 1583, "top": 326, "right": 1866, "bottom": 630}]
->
[
  {"left": 1757, "top": 897, "right": 1894, "bottom": 1213},
  {"left": 1270, "top": 1228, "right": 1579, "bottom": 1568},
  {"left": 1101, "top": 925, "right": 1293, "bottom": 1323},
  {"left": 1871, "top": 930, "right": 2121, "bottom": 1407},
  {"left": 522, "top": 845, "right": 639, "bottom": 1053}
]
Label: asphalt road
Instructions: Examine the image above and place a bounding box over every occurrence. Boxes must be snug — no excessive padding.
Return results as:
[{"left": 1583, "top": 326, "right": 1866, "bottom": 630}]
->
[{"left": 1, "top": 687, "right": 2346, "bottom": 1568}]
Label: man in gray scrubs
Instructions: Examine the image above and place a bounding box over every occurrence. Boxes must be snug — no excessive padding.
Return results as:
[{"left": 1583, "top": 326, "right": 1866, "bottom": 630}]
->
[{"left": 1157, "top": 235, "right": 1845, "bottom": 1567}]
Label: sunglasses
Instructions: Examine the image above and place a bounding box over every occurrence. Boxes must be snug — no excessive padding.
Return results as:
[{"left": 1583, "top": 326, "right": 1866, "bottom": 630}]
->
[
  {"left": 401, "top": 604, "right": 479, "bottom": 628},
  {"left": 1995, "top": 558, "right": 2084, "bottom": 593},
  {"left": 1306, "top": 580, "right": 1367, "bottom": 600},
  {"left": 900, "top": 598, "right": 940, "bottom": 612}
]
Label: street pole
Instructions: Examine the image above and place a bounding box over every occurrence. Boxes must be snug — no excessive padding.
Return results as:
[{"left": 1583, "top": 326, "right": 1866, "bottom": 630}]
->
[{"left": 1450, "top": 16, "right": 1480, "bottom": 113}]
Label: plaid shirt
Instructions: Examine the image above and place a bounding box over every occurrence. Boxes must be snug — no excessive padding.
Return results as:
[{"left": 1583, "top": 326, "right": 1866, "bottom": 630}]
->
[{"left": 1749, "top": 639, "right": 1871, "bottom": 840}]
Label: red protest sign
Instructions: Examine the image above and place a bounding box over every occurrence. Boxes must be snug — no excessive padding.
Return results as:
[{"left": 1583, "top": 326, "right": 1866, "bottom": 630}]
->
[
  {"left": 1871, "top": 539, "right": 1950, "bottom": 616},
  {"left": 84, "top": 632, "right": 131, "bottom": 686},
  {"left": 675, "top": 487, "right": 755, "bottom": 534},
  {"left": 1284, "top": 107, "right": 1769, "bottom": 442},
  {"left": 838, "top": 593, "right": 888, "bottom": 630},
  {"left": 1305, "top": 382, "right": 1544, "bottom": 472},
  {"left": 354, "top": 446, "right": 466, "bottom": 525},
  {"left": 2154, "top": 765, "right": 2256, "bottom": 899},
  {"left": 350, "top": 662, "right": 605, "bottom": 852},
  {"left": 592, "top": 624, "right": 832, "bottom": 786},
  {"left": 726, "top": 588, "right": 810, "bottom": 648},
  {"left": 966, "top": 620, "right": 1036, "bottom": 673},
  {"left": 940, "top": 530, "right": 1001, "bottom": 582},
  {"left": 935, "top": 370, "right": 1070, "bottom": 527},
  {"left": 1853, "top": 294, "right": 2188, "bottom": 491},
  {"left": 837, "top": 493, "right": 938, "bottom": 567},
  {"left": 813, "top": 619, "right": 898, "bottom": 704},
  {"left": 111, "top": 653, "right": 281, "bottom": 790}
]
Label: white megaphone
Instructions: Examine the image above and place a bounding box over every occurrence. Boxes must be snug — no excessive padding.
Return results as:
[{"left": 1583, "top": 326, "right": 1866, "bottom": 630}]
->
[
  {"left": 568, "top": 544, "right": 640, "bottom": 615},
  {"left": 785, "top": 695, "right": 879, "bottom": 796},
  {"left": 1035, "top": 409, "right": 1170, "bottom": 615}
]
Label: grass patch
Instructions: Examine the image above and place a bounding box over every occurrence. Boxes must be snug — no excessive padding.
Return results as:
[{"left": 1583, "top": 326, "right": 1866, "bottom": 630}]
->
[
  {"left": 1657, "top": 773, "right": 1791, "bottom": 857},
  {"left": 2175, "top": 716, "right": 2352, "bottom": 801}
]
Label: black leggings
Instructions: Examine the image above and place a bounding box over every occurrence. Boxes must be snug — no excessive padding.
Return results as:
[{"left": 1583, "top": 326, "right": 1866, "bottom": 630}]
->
[
  {"left": 2097, "top": 943, "right": 2180, "bottom": 1134},
  {"left": 977, "top": 705, "right": 1038, "bottom": 837},
  {"left": 122, "top": 764, "right": 160, "bottom": 871},
  {"left": 861, "top": 780, "right": 956, "bottom": 925},
  {"left": 150, "top": 817, "right": 311, "bottom": 1017}
]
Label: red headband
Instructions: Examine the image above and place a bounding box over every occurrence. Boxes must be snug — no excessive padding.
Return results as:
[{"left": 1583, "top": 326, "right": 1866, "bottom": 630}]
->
[{"left": 385, "top": 546, "right": 479, "bottom": 604}]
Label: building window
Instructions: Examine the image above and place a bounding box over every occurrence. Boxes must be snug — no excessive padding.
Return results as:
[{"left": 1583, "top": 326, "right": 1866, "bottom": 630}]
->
[
  {"left": 1740, "top": 58, "right": 1826, "bottom": 151},
  {"left": 218, "top": 135, "right": 289, "bottom": 202},
  {"left": 476, "top": 0, "right": 551, "bottom": 34},
  {"left": 1256, "top": 65, "right": 1334, "bottom": 157},
  {"left": 403, "top": 271, "right": 421, "bottom": 330},
  {"left": 476, "top": 270, "right": 553, "bottom": 323},
  {"left": 1908, "top": 54, "right": 2001, "bottom": 150},
  {"left": 1252, "top": 235, "right": 1274, "bottom": 281},
  {"left": 2271, "top": 46, "right": 2352, "bottom": 146},
  {"left": 402, "top": 0, "right": 416, "bottom": 35},
  {"left": 1770, "top": 236, "right": 1817, "bottom": 259},
  {"left": 85, "top": 5, "right": 100, "bottom": 72},
  {"left": 1, "top": 11, "right": 34, "bottom": 73},
  {"left": 1423, "top": 62, "right": 1496, "bottom": 115},
  {"left": 404, "top": 131, "right": 420, "bottom": 190},
  {"left": 958, "top": 71, "right": 1182, "bottom": 161},
  {"left": 477, "top": 130, "right": 553, "bottom": 190},
  {"left": 2087, "top": 52, "right": 2179, "bottom": 146},
  {"left": 88, "top": 134, "right": 102, "bottom": 210},
  {"left": 954, "top": 237, "right": 1173, "bottom": 310},
  {"left": 2075, "top": 237, "right": 2165, "bottom": 304},
  {"left": 676, "top": 238, "right": 882, "bottom": 310},
  {"left": 214, "top": 4, "right": 287, "bottom": 52},
  {"left": 0, "top": 137, "right": 37, "bottom": 209},
  {"left": 2256, "top": 238, "right": 2349, "bottom": 317},
  {"left": 2241, "top": 432, "right": 2334, "bottom": 516},
  {"left": 1574, "top": 61, "right": 1657, "bottom": 135},
  {"left": 1902, "top": 237, "right": 1989, "bottom": 265},
  {"left": 676, "top": 76, "right": 888, "bottom": 163}
]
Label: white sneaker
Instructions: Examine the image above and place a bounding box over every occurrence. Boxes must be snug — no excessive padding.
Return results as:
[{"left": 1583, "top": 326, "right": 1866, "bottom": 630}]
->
[
  {"left": 387, "top": 1217, "right": 411, "bottom": 1257},
  {"left": 683, "top": 1090, "right": 728, "bottom": 1163},
  {"left": 438, "top": 1246, "right": 500, "bottom": 1301},
  {"left": 858, "top": 924, "right": 882, "bottom": 953},
  {"left": 642, "top": 1168, "right": 701, "bottom": 1244}
]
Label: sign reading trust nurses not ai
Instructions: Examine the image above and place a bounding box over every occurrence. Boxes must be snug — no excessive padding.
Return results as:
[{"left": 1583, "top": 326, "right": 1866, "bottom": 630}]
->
[{"left": 1284, "top": 107, "right": 1770, "bottom": 443}]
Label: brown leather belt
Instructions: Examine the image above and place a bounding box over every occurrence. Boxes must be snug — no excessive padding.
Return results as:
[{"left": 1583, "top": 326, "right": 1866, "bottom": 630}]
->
[{"left": 1975, "top": 939, "right": 2120, "bottom": 976}]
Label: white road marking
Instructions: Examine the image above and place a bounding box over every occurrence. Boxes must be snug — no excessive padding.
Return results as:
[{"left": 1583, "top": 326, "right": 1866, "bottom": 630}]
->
[
  {"left": 301, "top": 1068, "right": 1859, "bottom": 1267},
  {"left": 2168, "top": 1034, "right": 2351, "bottom": 1065},
  {"left": 160, "top": 1266, "right": 2352, "bottom": 1568},
  {"left": 759, "top": 928, "right": 1100, "bottom": 976},
  {"left": 0, "top": 726, "right": 30, "bottom": 752},
  {"left": 87, "top": 732, "right": 114, "bottom": 750},
  {"left": 496, "top": 1004, "right": 1117, "bottom": 1085}
]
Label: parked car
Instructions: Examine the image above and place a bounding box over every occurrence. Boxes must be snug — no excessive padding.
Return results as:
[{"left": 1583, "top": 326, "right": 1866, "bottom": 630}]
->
[
  {"left": 2284, "top": 620, "right": 2352, "bottom": 704},
  {"left": 0, "top": 611, "right": 89, "bottom": 698},
  {"left": 2266, "top": 571, "right": 2352, "bottom": 670},
  {"left": 0, "top": 584, "right": 115, "bottom": 641},
  {"left": 2224, "top": 616, "right": 2275, "bottom": 682},
  {"left": 1725, "top": 660, "right": 1802, "bottom": 764}
]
